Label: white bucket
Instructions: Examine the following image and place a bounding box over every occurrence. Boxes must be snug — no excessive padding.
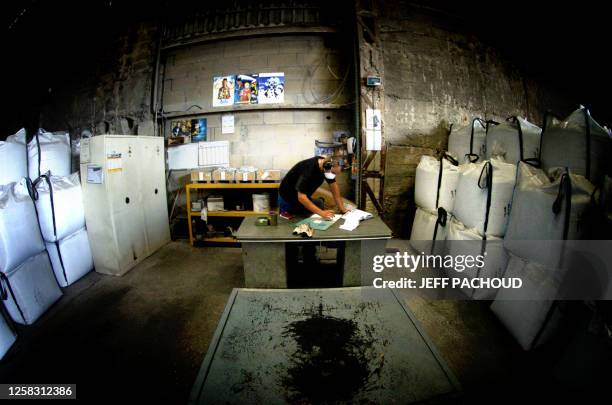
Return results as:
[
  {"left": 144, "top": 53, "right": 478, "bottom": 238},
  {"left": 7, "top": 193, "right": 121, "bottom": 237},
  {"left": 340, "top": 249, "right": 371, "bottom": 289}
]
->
[{"left": 252, "top": 193, "right": 271, "bottom": 213}]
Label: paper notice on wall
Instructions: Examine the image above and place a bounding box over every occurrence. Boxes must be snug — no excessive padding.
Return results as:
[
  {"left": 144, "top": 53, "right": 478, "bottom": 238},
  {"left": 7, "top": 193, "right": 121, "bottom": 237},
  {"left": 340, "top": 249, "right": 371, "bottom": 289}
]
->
[
  {"left": 366, "top": 129, "right": 382, "bottom": 151},
  {"left": 366, "top": 108, "right": 381, "bottom": 130},
  {"left": 222, "top": 114, "right": 235, "bottom": 134}
]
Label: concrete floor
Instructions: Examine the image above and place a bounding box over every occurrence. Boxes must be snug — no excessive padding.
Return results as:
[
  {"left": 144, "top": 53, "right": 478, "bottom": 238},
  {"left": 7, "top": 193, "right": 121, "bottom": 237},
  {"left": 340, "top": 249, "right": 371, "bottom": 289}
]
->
[{"left": 0, "top": 241, "right": 600, "bottom": 403}]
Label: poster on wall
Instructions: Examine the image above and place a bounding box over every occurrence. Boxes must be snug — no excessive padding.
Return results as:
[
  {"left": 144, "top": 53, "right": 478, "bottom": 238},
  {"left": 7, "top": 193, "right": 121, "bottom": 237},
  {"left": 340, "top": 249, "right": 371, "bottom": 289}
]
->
[
  {"left": 212, "top": 75, "right": 235, "bottom": 107},
  {"left": 171, "top": 118, "right": 207, "bottom": 142},
  {"left": 257, "top": 72, "right": 285, "bottom": 104},
  {"left": 234, "top": 74, "right": 258, "bottom": 104}
]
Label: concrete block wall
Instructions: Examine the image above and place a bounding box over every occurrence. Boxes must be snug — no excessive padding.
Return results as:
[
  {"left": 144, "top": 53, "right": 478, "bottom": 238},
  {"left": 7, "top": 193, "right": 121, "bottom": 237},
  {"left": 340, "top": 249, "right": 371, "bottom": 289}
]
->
[
  {"left": 162, "top": 35, "right": 352, "bottom": 112},
  {"left": 163, "top": 34, "right": 355, "bottom": 206}
]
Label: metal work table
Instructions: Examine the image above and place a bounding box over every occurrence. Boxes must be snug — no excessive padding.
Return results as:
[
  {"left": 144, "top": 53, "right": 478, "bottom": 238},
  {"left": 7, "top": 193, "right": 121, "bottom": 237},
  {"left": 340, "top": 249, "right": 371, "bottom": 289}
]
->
[
  {"left": 189, "top": 287, "right": 461, "bottom": 404},
  {"left": 235, "top": 216, "right": 392, "bottom": 288}
]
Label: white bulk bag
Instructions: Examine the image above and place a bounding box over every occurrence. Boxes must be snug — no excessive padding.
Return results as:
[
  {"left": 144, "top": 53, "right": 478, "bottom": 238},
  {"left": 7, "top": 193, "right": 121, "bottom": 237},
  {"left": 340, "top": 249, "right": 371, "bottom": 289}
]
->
[
  {"left": 448, "top": 118, "right": 487, "bottom": 163},
  {"left": 35, "top": 173, "right": 85, "bottom": 242},
  {"left": 28, "top": 129, "right": 71, "bottom": 179},
  {"left": 1, "top": 251, "right": 62, "bottom": 325},
  {"left": 0, "top": 180, "right": 45, "bottom": 273},
  {"left": 0, "top": 311, "right": 16, "bottom": 360},
  {"left": 444, "top": 218, "right": 508, "bottom": 299},
  {"left": 414, "top": 154, "right": 461, "bottom": 212},
  {"left": 0, "top": 128, "right": 27, "bottom": 185},
  {"left": 409, "top": 207, "right": 449, "bottom": 254},
  {"left": 486, "top": 116, "right": 541, "bottom": 164},
  {"left": 491, "top": 254, "right": 564, "bottom": 350},
  {"left": 540, "top": 106, "right": 611, "bottom": 186},
  {"left": 504, "top": 164, "right": 594, "bottom": 268},
  {"left": 453, "top": 159, "right": 516, "bottom": 237},
  {"left": 46, "top": 228, "right": 93, "bottom": 287}
]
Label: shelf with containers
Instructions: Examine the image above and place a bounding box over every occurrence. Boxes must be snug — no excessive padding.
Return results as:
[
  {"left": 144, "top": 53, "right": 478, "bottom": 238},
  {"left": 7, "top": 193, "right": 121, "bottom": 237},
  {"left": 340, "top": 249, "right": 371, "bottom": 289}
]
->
[{"left": 185, "top": 182, "right": 280, "bottom": 246}]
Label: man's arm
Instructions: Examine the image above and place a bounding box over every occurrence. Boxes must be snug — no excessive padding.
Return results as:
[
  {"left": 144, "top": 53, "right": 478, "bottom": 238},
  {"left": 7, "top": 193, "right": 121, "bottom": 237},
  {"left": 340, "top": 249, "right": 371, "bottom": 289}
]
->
[
  {"left": 297, "top": 192, "right": 335, "bottom": 219},
  {"left": 329, "top": 181, "right": 349, "bottom": 214}
]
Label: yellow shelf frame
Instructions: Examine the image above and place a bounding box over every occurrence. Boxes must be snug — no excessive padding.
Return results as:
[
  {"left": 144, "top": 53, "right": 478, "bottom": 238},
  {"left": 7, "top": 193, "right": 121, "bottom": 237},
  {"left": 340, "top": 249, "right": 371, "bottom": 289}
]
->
[{"left": 186, "top": 182, "right": 280, "bottom": 245}]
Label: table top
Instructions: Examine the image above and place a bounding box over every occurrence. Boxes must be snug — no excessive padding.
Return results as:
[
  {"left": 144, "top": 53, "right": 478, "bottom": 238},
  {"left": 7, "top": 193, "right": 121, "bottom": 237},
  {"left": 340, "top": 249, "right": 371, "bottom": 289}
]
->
[
  {"left": 189, "top": 287, "right": 460, "bottom": 404},
  {"left": 235, "top": 215, "right": 392, "bottom": 242}
]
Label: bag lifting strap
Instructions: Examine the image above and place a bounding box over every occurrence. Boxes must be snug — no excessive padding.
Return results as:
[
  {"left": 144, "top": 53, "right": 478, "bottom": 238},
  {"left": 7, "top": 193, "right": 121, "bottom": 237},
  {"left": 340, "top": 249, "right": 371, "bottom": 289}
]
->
[
  {"left": 582, "top": 108, "right": 592, "bottom": 180},
  {"left": 430, "top": 207, "right": 448, "bottom": 255},
  {"left": 478, "top": 161, "right": 493, "bottom": 254},
  {"left": 466, "top": 118, "right": 487, "bottom": 163},
  {"left": 35, "top": 130, "right": 43, "bottom": 179},
  {"left": 508, "top": 116, "right": 525, "bottom": 161},
  {"left": 435, "top": 153, "right": 458, "bottom": 209},
  {"left": 0, "top": 272, "right": 27, "bottom": 325},
  {"left": 552, "top": 170, "right": 573, "bottom": 241},
  {"left": 33, "top": 174, "right": 69, "bottom": 285}
]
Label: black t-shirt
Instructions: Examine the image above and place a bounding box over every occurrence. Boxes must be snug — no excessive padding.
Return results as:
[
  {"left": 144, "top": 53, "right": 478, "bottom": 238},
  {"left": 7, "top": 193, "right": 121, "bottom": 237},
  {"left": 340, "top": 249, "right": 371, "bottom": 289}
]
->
[{"left": 279, "top": 156, "right": 335, "bottom": 204}]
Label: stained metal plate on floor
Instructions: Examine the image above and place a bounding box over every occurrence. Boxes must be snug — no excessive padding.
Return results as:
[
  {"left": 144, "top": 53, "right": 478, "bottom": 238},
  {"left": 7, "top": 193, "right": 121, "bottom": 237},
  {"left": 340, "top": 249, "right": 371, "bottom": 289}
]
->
[{"left": 189, "top": 287, "right": 460, "bottom": 404}]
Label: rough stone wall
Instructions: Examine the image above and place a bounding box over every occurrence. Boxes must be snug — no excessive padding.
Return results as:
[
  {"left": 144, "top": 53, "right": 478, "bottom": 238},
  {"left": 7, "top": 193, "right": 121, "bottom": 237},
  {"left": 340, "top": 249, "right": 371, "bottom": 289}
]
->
[
  {"left": 40, "top": 22, "right": 158, "bottom": 137},
  {"left": 378, "top": 2, "right": 574, "bottom": 237}
]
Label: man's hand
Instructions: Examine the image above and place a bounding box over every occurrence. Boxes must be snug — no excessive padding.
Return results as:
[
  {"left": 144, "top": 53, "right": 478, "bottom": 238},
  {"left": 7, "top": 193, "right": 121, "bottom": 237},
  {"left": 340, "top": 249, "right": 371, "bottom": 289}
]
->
[
  {"left": 339, "top": 206, "right": 352, "bottom": 215},
  {"left": 320, "top": 210, "right": 335, "bottom": 220}
]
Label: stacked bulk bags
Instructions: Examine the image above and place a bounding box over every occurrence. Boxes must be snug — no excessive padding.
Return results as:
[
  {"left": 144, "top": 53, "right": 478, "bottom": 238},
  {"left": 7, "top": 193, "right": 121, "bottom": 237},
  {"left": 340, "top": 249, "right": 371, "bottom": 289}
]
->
[
  {"left": 414, "top": 154, "right": 461, "bottom": 213},
  {"left": 448, "top": 118, "right": 488, "bottom": 164},
  {"left": 504, "top": 163, "right": 594, "bottom": 268},
  {"left": 490, "top": 254, "right": 564, "bottom": 351},
  {"left": 410, "top": 154, "right": 460, "bottom": 252},
  {"left": 410, "top": 207, "right": 449, "bottom": 254},
  {"left": 0, "top": 180, "right": 62, "bottom": 325},
  {"left": 0, "top": 311, "right": 16, "bottom": 359},
  {"left": 28, "top": 129, "right": 71, "bottom": 179},
  {"left": 486, "top": 116, "right": 541, "bottom": 165},
  {"left": 453, "top": 159, "right": 516, "bottom": 237},
  {"left": 34, "top": 173, "right": 93, "bottom": 287},
  {"left": 443, "top": 159, "right": 515, "bottom": 299},
  {"left": 0, "top": 129, "right": 27, "bottom": 185},
  {"left": 493, "top": 162, "right": 596, "bottom": 350},
  {"left": 540, "top": 106, "right": 612, "bottom": 186},
  {"left": 444, "top": 218, "right": 509, "bottom": 299}
]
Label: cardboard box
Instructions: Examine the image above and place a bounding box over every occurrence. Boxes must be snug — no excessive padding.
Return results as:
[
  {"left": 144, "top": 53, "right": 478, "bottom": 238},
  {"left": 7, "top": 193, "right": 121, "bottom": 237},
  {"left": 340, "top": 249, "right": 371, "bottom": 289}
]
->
[
  {"left": 256, "top": 169, "right": 281, "bottom": 181},
  {"left": 236, "top": 170, "right": 256, "bottom": 182},
  {"left": 212, "top": 168, "right": 235, "bottom": 181},
  {"left": 191, "top": 170, "right": 213, "bottom": 182},
  {"left": 207, "top": 195, "right": 224, "bottom": 211}
]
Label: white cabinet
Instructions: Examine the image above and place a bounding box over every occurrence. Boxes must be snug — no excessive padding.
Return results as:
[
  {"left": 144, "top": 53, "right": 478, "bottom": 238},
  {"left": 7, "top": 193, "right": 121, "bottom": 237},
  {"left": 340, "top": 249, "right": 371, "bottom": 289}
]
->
[{"left": 80, "top": 135, "right": 170, "bottom": 276}]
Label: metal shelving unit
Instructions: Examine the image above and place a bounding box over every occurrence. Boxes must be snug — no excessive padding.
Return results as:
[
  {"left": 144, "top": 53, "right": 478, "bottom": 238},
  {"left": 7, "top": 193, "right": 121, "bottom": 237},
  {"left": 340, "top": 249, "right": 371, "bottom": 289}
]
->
[{"left": 186, "top": 182, "right": 280, "bottom": 245}]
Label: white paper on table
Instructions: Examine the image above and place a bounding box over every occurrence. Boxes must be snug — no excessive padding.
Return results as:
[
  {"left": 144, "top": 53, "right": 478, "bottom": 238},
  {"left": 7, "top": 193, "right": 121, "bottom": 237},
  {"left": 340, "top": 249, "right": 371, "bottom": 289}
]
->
[
  {"left": 222, "top": 114, "right": 234, "bottom": 134},
  {"left": 310, "top": 213, "right": 342, "bottom": 225},
  {"left": 339, "top": 209, "right": 373, "bottom": 231}
]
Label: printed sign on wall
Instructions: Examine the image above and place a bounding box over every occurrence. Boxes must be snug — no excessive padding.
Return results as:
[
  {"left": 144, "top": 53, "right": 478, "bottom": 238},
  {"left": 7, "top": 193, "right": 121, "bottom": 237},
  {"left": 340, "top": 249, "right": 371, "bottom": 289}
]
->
[
  {"left": 212, "top": 76, "right": 236, "bottom": 107},
  {"left": 234, "top": 74, "right": 258, "bottom": 104},
  {"left": 171, "top": 119, "right": 207, "bottom": 142},
  {"left": 257, "top": 72, "right": 285, "bottom": 104}
]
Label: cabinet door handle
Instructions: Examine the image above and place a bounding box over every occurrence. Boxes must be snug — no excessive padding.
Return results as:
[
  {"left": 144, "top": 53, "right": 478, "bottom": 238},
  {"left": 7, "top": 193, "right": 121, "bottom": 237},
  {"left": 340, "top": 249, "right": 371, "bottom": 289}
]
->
[
  {"left": 155, "top": 188, "right": 158, "bottom": 194},
  {"left": 125, "top": 197, "right": 130, "bottom": 204}
]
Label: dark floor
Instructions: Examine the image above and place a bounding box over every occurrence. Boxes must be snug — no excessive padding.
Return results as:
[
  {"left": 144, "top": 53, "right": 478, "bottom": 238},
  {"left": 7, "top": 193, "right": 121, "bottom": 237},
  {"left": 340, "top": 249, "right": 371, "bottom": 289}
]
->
[{"left": 0, "top": 241, "right": 606, "bottom": 403}]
